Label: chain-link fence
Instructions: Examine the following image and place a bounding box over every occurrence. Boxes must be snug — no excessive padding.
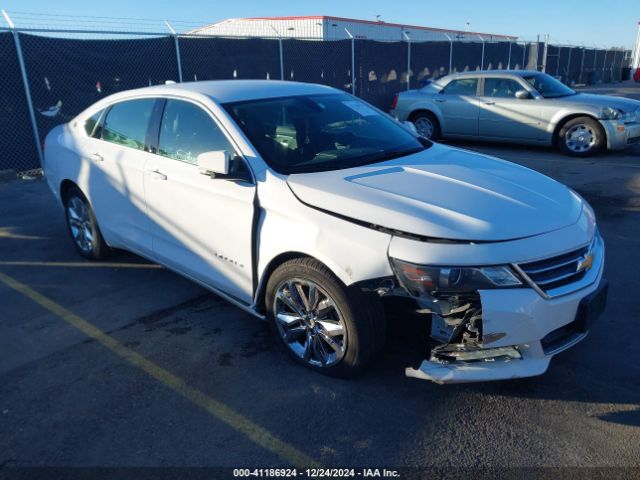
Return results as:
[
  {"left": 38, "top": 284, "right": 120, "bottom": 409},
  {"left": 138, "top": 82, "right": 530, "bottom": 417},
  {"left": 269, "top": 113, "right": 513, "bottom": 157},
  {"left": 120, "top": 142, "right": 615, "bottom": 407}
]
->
[{"left": 0, "top": 24, "right": 631, "bottom": 176}]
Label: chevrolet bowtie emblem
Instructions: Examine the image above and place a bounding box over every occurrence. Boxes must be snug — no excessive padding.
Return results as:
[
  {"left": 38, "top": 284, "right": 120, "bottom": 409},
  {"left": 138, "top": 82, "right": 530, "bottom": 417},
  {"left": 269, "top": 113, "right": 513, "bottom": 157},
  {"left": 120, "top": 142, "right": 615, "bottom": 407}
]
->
[{"left": 577, "top": 253, "right": 593, "bottom": 272}]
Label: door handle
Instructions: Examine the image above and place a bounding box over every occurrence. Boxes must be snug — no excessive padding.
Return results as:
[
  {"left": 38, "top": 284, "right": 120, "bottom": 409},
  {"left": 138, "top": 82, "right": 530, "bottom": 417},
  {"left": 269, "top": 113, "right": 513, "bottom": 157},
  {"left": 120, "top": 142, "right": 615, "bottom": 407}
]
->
[
  {"left": 146, "top": 169, "right": 167, "bottom": 181},
  {"left": 484, "top": 101, "right": 496, "bottom": 105},
  {"left": 87, "top": 153, "right": 103, "bottom": 162},
  {"left": 435, "top": 98, "right": 446, "bottom": 103}
]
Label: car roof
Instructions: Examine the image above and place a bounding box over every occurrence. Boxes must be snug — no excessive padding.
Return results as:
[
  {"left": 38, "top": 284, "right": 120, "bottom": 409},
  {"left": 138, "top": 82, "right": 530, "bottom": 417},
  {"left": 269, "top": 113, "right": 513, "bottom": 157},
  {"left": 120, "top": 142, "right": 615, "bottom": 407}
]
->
[
  {"left": 445, "top": 70, "right": 540, "bottom": 79},
  {"left": 105, "top": 80, "right": 339, "bottom": 104}
]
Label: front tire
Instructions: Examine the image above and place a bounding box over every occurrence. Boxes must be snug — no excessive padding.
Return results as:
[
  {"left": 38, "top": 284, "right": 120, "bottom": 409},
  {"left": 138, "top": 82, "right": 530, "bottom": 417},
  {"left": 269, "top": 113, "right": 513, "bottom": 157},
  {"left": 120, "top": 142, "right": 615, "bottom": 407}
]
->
[
  {"left": 63, "top": 186, "right": 109, "bottom": 260},
  {"left": 558, "top": 116, "right": 605, "bottom": 157},
  {"left": 265, "top": 258, "right": 378, "bottom": 378}
]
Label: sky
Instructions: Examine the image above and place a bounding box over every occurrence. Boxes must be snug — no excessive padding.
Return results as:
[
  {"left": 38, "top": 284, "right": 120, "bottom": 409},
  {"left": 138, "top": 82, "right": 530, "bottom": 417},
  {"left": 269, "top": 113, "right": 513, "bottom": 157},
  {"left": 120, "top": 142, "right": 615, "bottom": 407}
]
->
[{"left": 0, "top": 0, "right": 638, "bottom": 48}]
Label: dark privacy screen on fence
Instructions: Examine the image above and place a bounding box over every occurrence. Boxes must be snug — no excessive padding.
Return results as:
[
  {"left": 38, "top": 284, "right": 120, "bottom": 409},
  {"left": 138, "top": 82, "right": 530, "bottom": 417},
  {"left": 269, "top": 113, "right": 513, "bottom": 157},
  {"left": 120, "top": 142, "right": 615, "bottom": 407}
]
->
[
  {"left": 283, "top": 39, "right": 352, "bottom": 91},
  {"left": 180, "top": 37, "right": 280, "bottom": 81},
  {"left": 0, "top": 31, "right": 629, "bottom": 174},
  {"left": 19, "top": 33, "right": 179, "bottom": 150},
  {"left": 356, "top": 40, "right": 408, "bottom": 110},
  {"left": 0, "top": 33, "right": 39, "bottom": 172}
]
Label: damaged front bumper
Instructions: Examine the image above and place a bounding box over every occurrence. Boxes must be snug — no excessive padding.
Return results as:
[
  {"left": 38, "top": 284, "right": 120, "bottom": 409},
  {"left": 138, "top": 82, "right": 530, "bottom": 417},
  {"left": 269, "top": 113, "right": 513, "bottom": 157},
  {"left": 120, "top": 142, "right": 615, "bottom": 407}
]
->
[
  {"left": 394, "top": 227, "right": 607, "bottom": 384},
  {"left": 406, "top": 272, "right": 607, "bottom": 384}
]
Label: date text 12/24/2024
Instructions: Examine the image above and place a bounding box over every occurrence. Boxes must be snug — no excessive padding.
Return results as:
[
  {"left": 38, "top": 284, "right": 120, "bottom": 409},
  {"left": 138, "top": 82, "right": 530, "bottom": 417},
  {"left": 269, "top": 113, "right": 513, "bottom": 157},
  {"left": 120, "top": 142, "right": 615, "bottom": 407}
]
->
[{"left": 233, "top": 469, "right": 401, "bottom": 478}]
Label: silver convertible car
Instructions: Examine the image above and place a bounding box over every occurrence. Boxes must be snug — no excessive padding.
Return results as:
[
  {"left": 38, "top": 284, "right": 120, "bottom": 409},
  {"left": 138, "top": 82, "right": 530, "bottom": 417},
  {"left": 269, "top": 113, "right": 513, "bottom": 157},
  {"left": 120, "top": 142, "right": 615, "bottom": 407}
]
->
[{"left": 391, "top": 70, "right": 640, "bottom": 156}]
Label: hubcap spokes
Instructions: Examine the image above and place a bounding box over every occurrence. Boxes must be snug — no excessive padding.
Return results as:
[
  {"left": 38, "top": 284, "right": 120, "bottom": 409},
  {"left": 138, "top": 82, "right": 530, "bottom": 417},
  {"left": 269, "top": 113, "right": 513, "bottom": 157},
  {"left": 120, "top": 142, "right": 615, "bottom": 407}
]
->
[
  {"left": 67, "top": 197, "right": 93, "bottom": 252},
  {"left": 274, "top": 279, "right": 346, "bottom": 367},
  {"left": 415, "top": 118, "right": 434, "bottom": 138},
  {"left": 566, "top": 124, "right": 596, "bottom": 152}
]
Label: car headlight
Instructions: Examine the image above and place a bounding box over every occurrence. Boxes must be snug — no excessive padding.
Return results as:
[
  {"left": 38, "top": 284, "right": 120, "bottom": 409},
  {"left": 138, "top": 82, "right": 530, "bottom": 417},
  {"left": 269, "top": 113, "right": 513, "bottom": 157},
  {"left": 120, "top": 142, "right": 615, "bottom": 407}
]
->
[
  {"left": 600, "top": 106, "right": 620, "bottom": 120},
  {"left": 390, "top": 258, "right": 522, "bottom": 296}
]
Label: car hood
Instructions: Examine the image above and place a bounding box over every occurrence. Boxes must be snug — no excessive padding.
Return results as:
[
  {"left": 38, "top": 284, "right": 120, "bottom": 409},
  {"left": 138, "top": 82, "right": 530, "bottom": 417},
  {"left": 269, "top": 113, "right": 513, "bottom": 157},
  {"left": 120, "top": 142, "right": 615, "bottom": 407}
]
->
[
  {"left": 287, "top": 144, "right": 583, "bottom": 242},
  {"left": 558, "top": 93, "right": 640, "bottom": 112}
]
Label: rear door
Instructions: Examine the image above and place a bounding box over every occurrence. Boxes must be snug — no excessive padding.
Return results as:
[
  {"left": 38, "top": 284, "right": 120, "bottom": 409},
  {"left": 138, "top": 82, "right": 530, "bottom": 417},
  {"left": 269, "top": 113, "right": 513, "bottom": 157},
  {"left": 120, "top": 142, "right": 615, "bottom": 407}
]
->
[
  {"left": 143, "top": 98, "right": 256, "bottom": 303},
  {"left": 82, "top": 98, "right": 156, "bottom": 254},
  {"left": 479, "top": 77, "right": 541, "bottom": 140},
  {"left": 437, "top": 77, "right": 480, "bottom": 136}
]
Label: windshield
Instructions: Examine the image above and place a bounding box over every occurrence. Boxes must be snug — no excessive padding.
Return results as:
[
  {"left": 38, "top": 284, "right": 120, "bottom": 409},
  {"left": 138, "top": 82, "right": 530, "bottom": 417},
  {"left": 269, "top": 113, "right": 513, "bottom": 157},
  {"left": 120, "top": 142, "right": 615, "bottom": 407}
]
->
[
  {"left": 522, "top": 73, "right": 576, "bottom": 98},
  {"left": 223, "top": 93, "right": 429, "bottom": 174}
]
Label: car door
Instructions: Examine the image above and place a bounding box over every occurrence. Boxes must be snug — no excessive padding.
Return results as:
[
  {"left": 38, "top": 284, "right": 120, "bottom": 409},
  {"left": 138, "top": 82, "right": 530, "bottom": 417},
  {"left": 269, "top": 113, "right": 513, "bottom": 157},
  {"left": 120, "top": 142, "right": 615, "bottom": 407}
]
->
[
  {"left": 436, "top": 77, "right": 480, "bottom": 136},
  {"left": 478, "top": 77, "right": 541, "bottom": 141},
  {"left": 143, "top": 98, "right": 256, "bottom": 303},
  {"left": 81, "top": 98, "right": 156, "bottom": 255}
]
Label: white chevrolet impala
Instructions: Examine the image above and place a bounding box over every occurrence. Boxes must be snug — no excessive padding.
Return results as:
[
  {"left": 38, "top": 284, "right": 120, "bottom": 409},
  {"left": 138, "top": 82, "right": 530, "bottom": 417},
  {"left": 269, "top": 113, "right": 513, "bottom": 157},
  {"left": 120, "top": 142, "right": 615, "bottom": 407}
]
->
[{"left": 43, "top": 80, "right": 607, "bottom": 384}]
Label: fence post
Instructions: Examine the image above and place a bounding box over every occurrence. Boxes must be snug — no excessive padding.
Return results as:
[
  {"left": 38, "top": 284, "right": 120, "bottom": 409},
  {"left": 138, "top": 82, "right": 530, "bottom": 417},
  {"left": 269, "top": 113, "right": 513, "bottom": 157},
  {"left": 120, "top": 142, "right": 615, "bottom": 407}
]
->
[
  {"left": 542, "top": 34, "right": 549, "bottom": 72},
  {"left": 566, "top": 46, "right": 572, "bottom": 83},
  {"left": 601, "top": 49, "right": 608, "bottom": 83},
  {"left": 444, "top": 33, "right": 453, "bottom": 74},
  {"left": 269, "top": 25, "right": 284, "bottom": 80},
  {"left": 556, "top": 47, "right": 561, "bottom": 77},
  {"left": 507, "top": 41, "right": 512, "bottom": 69},
  {"left": 345, "top": 28, "right": 355, "bottom": 95},
  {"left": 165, "top": 21, "right": 183, "bottom": 83},
  {"left": 579, "top": 46, "right": 586, "bottom": 84},
  {"left": 478, "top": 34, "right": 485, "bottom": 69},
  {"left": 522, "top": 41, "right": 527, "bottom": 69},
  {"left": 2, "top": 10, "right": 43, "bottom": 169},
  {"left": 402, "top": 31, "right": 411, "bottom": 90}
]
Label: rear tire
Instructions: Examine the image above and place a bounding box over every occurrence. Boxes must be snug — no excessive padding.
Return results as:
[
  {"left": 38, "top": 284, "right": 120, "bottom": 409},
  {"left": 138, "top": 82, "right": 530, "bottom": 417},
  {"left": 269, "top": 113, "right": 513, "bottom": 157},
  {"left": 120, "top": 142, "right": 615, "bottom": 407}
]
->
[
  {"left": 63, "top": 186, "right": 109, "bottom": 260},
  {"left": 410, "top": 111, "right": 441, "bottom": 140},
  {"left": 265, "top": 258, "right": 381, "bottom": 378},
  {"left": 557, "top": 116, "right": 605, "bottom": 157}
]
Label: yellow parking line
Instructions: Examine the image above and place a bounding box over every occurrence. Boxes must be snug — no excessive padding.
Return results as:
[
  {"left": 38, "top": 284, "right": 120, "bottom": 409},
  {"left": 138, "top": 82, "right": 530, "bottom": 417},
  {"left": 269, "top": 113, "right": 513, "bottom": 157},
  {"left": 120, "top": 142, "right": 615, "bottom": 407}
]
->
[{"left": 0, "top": 270, "right": 321, "bottom": 468}]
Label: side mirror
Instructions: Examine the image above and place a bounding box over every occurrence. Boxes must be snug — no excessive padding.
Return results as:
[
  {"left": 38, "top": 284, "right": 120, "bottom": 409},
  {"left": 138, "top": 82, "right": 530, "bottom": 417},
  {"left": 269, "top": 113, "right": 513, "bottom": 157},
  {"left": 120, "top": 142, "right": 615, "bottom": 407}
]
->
[
  {"left": 197, "top": 150, "right": 230, "bottom": 177},
  {"left": 403, "top": 121, "right": 418, "bottom": 133},
  {"left": 515, "top": 90, "right": 532, "bottom": 99}
]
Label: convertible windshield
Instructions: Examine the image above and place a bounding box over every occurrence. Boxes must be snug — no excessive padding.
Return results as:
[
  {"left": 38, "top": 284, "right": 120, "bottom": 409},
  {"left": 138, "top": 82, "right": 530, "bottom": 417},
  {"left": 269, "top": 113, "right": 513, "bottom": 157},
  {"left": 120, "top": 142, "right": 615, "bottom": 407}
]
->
[
  {"left": 522, "top": 73, "right": 576, "bottom": 98},
  {"left": 224, "top": 93, "right": 429, "bottom": 174}
]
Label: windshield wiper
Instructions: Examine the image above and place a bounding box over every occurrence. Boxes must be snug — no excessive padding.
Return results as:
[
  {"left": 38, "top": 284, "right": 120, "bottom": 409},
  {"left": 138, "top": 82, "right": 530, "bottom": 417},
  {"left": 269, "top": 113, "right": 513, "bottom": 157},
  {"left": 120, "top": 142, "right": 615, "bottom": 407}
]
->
[
  {"left": 286, "top": 146, "right": 426, "bottom": 174},
  {"left": 353, "top": 147, "right": 425, "bottom": 167}
]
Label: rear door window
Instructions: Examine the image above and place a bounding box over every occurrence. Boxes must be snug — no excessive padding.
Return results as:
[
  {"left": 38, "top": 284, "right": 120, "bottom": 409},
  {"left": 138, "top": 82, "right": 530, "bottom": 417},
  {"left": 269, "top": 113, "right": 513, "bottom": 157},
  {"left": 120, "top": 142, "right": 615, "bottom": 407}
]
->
[
  {"left": 441, "top": 78, "right": 478, "bottom": 95},
  {"left": 101, "top": 99, "right": 155, "bottom": 150}
]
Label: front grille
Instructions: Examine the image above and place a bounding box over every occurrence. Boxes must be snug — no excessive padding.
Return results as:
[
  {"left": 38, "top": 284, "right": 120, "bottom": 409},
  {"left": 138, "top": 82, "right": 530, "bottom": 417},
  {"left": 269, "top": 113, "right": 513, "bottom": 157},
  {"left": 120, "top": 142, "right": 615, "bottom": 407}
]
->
[{"left": 518, "top": 245, "right": 590, "bottom": 293}]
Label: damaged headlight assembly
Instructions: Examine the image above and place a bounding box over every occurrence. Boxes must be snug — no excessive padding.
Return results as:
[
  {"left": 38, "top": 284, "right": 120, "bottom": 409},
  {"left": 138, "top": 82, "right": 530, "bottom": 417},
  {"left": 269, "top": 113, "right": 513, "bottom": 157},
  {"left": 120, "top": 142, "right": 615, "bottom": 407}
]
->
[
  {"left": 389, "top": 259, "right": 524, "bottom": 363},
  {"left": 389, "top": 259, "right": 522, "bottom": 296}
]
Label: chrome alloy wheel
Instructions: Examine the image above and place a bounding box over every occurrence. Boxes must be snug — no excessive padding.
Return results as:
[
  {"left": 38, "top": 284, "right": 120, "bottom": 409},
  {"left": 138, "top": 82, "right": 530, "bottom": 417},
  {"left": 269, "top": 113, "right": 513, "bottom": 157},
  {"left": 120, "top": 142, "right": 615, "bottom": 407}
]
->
[
  {"left": 414, "top": 117, "right": 434, "bottom": 139},
  {"left": 565, "top": 124, "right": 596, "bottom": 153},
  {"left": 66, "top": 196, "right": 94, "bottom": 254},
  {"left": 273, "top": 279, "right": 347, "bottom": 368}
]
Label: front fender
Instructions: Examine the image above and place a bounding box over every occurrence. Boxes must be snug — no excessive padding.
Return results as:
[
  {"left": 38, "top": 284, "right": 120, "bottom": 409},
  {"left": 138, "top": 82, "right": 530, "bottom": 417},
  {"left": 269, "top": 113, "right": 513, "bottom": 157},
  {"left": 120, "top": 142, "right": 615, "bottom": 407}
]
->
[
  {"left": 547, "top": 106, "right": 602, "bottom": 137},
  {"left": 254, "top": 171, "right": 393, "bottom": 304}
]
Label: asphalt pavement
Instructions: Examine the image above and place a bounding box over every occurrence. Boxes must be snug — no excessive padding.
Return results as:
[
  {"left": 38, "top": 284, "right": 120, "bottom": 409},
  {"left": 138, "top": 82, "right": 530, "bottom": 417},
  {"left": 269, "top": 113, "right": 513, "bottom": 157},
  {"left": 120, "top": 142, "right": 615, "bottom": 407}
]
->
[{"left": 1, "top": 82, "right": 639, "bottom": 474}]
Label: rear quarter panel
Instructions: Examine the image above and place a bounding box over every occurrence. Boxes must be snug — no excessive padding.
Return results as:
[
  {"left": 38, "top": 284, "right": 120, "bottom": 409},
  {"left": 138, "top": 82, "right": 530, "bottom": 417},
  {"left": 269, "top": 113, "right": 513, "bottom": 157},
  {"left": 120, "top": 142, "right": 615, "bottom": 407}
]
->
[
  {"left": 44, "top": 123, "right": 83, "bottom": 207},
  {"left": 395, "top": 91, "right": 444, "bottom": 125}
]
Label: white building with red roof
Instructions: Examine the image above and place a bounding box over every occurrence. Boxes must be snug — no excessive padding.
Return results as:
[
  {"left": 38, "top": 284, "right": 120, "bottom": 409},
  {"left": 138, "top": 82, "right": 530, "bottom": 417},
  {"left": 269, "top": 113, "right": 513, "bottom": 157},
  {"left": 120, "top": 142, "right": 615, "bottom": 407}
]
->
[{"left": 188, "top": 15, "right": 517, "bottom": 42}]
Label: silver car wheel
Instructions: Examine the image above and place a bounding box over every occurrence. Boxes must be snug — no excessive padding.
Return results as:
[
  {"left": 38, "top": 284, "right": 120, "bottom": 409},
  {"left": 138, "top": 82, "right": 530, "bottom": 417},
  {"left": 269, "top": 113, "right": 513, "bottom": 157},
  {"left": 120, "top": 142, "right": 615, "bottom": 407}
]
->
[
  {"left": 565, "top": 124, "right": 596, "bottom": 153},
  {"left": 273, "top": 278, "right": 347, "bottom": 368},
  {"left": 414, "top": 117, "right": 434, "bottom": 139},
  {"left": 67, "top": 196, "right": 94, "bottom": 254}
]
